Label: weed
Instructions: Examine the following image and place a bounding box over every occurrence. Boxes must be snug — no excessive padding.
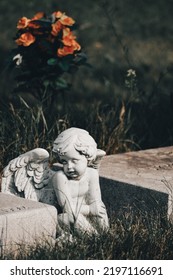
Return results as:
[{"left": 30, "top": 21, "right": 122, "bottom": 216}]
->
[{"left": 1, "top": 210, "right": 173, "bottom": 260}]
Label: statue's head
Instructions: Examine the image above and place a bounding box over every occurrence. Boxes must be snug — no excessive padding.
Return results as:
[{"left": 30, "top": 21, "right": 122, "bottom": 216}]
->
[
  {"left": 53, "top": 128, "right": 98, "bottom": 179},
  {"left": 53, "top": 127, "right": 97, "bottom": 163}
]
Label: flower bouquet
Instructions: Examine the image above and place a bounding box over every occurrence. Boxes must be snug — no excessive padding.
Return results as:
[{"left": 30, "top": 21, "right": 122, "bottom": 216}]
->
[{"left": 10, "top": 10, "right": 86, "bottom": 101}]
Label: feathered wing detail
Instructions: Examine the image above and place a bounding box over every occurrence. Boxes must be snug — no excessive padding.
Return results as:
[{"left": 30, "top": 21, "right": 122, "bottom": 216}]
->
[
  {"left": 1, "top": 148, "right": 56, "bottom": 203},
  {"left": 88, "top": 149, "right": 106, "bottom": 169}
]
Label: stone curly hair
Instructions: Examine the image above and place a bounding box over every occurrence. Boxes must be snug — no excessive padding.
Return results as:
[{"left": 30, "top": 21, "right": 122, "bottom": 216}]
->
[{"left": 52, "top": 127, "right": 97, "bottom": 163}]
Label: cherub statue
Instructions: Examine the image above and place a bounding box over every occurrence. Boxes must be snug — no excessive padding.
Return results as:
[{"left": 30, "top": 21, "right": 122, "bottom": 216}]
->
[{"left": 1, "top": 127, "right": 109, "bottom": 235}]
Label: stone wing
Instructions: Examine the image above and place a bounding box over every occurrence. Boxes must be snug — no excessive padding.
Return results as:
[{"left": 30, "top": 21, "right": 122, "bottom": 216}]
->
[
  {"left": 88, "top": 149, "right": 106, "bottom": 169},
  {"left": 1, "top": 148, "right": 52, "bottom": 201}
]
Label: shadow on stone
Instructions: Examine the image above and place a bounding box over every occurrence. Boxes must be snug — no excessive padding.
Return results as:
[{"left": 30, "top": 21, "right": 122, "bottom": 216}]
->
[{"left": 100, "top": 177, "right": 168, "bottom": 219}]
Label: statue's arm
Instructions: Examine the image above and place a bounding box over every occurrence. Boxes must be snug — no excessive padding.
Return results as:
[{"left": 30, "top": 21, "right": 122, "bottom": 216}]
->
[
  {"left": 88, "top": 168, "right": 109, "bottom": 228},
  {"left": 87, "top": 168, "right": 103, "bottom": 214},
  {"left": 52, "top": 171, "right": 76, "bottom": 217}
]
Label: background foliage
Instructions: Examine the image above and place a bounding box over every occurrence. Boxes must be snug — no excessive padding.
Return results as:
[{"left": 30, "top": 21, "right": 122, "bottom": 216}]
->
[
  {"left": 1, "top": 0, "right": 173, "bottom": 165},
  {"left": 1, "top": 0, "right": 173, "bottom": 162}
]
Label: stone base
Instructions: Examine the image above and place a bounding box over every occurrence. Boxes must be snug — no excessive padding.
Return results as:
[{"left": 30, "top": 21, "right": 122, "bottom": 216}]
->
[
  {"left": 99, "top": 146, "right": 173, "bottom": 219},
  {"left": 0, "top": 193, "right": 57, "bottom": 256}
]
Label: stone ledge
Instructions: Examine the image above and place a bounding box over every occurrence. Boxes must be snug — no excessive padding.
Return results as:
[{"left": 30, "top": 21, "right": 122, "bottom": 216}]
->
[
  {"left": 99, "top": 146, "right": 173, "bottom": 218},
  {"left": 0, "top": 193, "right": 57, "bottom": 256}
]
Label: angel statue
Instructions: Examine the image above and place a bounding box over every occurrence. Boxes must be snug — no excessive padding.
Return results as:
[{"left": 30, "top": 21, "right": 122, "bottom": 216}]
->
[{"left": 1, "top": 127, "right": 109, "bottom": 236}]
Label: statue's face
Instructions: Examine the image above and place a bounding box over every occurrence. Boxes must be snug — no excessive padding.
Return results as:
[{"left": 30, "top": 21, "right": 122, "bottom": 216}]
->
[{"left": 59, "top": 147, "right": 88, "bottom": 180}]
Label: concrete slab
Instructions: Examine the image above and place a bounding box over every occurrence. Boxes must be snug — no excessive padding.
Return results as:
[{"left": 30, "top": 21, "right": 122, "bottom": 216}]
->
[
  {"left": 0, "top": 193, "right": 57, "bottom": 256},
  {"left": 99, "top": 146, "right": 173, "bottom": 219}
]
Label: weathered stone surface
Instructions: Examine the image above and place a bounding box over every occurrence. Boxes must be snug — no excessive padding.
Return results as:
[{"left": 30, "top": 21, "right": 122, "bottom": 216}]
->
[
  {"left": 0, "top": 193, "right": 57, "bottom": 255},
  {"left": 99, "top": 146, "right": 173, "bottom": 218}
]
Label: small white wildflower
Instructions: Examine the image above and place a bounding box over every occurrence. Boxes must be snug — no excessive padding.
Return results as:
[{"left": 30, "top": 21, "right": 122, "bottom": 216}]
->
[
  {"left": 125, "top": 68, "right": 137, "bottom": 90},
  {"left": 127, "top": 69, "right": 136, "bottom": 77},
  {"left": 13, "top": 54, "right": 22, "bottom": 66}
]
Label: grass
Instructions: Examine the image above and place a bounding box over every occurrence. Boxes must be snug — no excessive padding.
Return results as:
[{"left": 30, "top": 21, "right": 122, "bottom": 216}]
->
[{"left": 1, "top": 210, "right": 173, "bottom": 260}]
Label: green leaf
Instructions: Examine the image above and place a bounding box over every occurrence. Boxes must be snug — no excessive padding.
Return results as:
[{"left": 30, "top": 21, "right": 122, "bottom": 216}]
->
[
  {"left": 43, "top": 80, "right": 50, "bottom": 88},
  {"left": 30, "top": 19, "right": 52, "bottom": 28},
  {"left": 73, "top": 52, "right": 87, "bottom": 64},
  {"left": 38, "top": 40, "right": 54, "bottom": 55},
  {"left": 47, "top": 58, "right": 58, "bottom": 66},
  {"left": 54, "top": 78, "right": 69, "bottom": 90},
  {"left": 58, "top": 61, "right": 70, "bottom": 72}
]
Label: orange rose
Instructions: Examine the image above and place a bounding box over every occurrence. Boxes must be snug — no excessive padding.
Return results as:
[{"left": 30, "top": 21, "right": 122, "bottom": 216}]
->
[
  {"left": 28, "top": 21, "right": 41, "bottom": 29},
  {"left": 59, "top": 14, "right": 75, "bottom": 26},
  {"left": 52, "top": 11, "right": 75, "bottom": 26},
  {"left": 57, "top": 46, "right": 75, "bottom": 57},
  {"left": 53, "top": 11, "right": 63, "bottom": 19},
  {"left": 32, "top": 12, "right": 45, "bottom": 20},
  {"left": 17, "top": 17, "right": 30, "bottom": 29},
  {"left": 62, "top": 28, "right": 76, "bottom": 46},
  {"left": 63, "top": 27, "right": 75, "bottom": 36},
  {"left": 61, "top": 28, "right": 81, "bottom": 52},
  {"left": 15, "top": 32, "right": 36, "bottom": 46},
  {"left": 27, "top": 12, "right": 44, "bottom": 29},
  {"left": 51, "top": 21, "right": 63, "bottom": 36},
  {"left": 71, "top": 40, "right": 81, "bottom": 51},
  {"left": 57, "top": 41, "right": 81, "bottom": 57}
]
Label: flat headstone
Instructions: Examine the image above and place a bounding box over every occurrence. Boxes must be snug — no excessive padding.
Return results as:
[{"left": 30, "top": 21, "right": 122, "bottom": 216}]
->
[
  {"left": 99, "top": 146, "right": 173, "bottom": 219},
  {"left": 0, "top": 193, "right": 57, "bottom": 256}
]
